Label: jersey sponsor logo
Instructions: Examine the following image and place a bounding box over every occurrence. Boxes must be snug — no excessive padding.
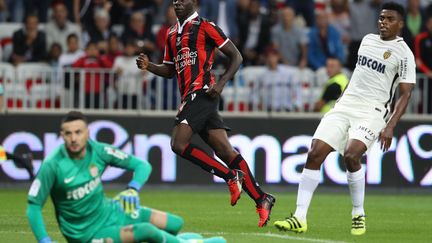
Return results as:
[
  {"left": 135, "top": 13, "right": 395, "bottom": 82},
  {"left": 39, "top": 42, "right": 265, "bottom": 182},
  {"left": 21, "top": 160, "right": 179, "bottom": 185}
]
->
[
  {"left": 64, "top": 176, "right": 75, "bottom": 184},
  {"left": 104, "top": 147, "right": 128, "bottom": 160},
  {"left": 357, "top": 125, "right": 377, "bottom": 140},
  {"left": 66, "top": 177, "right": 101, "bottom": 200},
  {"left": 28, "top": 179, "right": 41, "bottom": 197},
  {"left": 400, "top": 57, "right": 408, "bottom": 80},
  {"left": 174, "top": 47, "right": 198, "bottom": 74},
  {"left": 357, "top": 55, "right": 386, "bottom": 74},
  {"left": 383, "top": 50, "right": 392, "bottom": 60}
]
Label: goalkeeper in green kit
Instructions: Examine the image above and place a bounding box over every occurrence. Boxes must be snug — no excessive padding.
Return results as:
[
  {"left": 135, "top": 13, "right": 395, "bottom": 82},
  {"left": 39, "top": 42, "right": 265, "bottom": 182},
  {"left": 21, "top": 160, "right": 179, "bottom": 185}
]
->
[{"left": 26, "top": 111, "right": 225, "bottom": 243}]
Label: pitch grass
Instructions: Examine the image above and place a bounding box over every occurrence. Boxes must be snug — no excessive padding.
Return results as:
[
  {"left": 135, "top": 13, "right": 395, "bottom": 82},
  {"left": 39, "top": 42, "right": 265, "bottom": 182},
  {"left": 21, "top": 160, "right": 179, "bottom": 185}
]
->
[{"left": 0, "top": 188, "right": 431, "bottom": 243}]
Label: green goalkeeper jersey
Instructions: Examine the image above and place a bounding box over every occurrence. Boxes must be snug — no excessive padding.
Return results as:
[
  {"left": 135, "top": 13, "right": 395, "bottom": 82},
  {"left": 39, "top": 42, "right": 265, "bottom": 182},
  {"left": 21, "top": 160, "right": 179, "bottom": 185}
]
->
[{"left": 27, "top": 139, "right": 150, "bottom": 242}]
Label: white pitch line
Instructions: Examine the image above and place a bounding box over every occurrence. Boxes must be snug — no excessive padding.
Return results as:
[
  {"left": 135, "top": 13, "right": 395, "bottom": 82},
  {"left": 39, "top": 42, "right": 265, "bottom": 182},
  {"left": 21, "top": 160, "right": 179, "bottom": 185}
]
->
[{"left": 199, "top": 232, "right": 349, "bottom": 243}]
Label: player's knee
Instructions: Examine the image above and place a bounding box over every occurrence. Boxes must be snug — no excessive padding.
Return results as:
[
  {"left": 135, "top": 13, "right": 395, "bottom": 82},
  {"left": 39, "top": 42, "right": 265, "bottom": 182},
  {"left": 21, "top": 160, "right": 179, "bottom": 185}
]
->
[
  {"left": 343, "top": 151, "right": 362, "bottom": 169},
  {"left": 171, "top": 140, "right": 187, "bottom": 155},
  {"left": 132, "top": 223, "right": 161, "bottom": 242}
]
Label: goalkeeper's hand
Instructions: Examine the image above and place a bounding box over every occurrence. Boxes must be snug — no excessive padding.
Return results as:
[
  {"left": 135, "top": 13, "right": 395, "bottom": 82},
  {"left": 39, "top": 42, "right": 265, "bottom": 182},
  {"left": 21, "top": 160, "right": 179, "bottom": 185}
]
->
[{"left": 113, "top": 188, "right": 140, "bottom": 214}]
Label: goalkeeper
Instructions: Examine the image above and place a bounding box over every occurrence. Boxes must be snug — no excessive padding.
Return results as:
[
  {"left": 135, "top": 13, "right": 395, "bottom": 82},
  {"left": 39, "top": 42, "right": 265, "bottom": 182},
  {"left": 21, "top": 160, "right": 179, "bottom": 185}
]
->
[{"left": 26, "top": 111, "right": 225, "bottom": 243}]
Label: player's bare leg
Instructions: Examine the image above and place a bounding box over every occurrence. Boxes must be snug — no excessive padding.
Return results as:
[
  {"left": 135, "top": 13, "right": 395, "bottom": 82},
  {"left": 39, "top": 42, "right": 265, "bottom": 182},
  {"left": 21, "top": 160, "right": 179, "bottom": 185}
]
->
[
  {"left": 344, "top": 139, "right": 367, "bottom": 235},
  {"left": 170, "top": 124, "right": 241, "bottom": 205},
  {"left": 275, "top": 139, "right": 333, "bottom": 232},
  {"left": 200, "top": 129, "right": 275, "bottom": 227}
]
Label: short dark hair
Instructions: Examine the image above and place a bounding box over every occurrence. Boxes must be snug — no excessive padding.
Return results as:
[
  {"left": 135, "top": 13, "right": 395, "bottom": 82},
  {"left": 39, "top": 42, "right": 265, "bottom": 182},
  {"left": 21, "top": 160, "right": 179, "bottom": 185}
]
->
[
  {"left": 61, "top": 111, "right": 87, "bottom": 124},
  {"left": 66, "top": 33, "right": 78, "bottom": 42},
  {"left": 381, "top": 2, "right": 405, "bottom": 18}
]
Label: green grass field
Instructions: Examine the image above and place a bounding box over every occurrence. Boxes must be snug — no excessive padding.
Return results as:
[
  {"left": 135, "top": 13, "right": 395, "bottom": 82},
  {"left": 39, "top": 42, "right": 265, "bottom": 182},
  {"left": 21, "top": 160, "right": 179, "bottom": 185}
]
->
[{"left": 0, "top": 188, "right": 431, "bottom": 243}]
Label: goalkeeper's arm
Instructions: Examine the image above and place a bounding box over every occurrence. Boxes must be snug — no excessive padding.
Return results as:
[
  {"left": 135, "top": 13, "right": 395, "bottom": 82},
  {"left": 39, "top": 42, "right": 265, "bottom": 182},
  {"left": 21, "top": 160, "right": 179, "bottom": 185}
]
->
[
  {"left": 113, "top": 155, "right": 152, "bottom": 213},
  {"left": 123, "top": 155, "right": 152, "bottom": 192},
  {"left": 26, "top": 203, "right": 52, "bottom": 243}
]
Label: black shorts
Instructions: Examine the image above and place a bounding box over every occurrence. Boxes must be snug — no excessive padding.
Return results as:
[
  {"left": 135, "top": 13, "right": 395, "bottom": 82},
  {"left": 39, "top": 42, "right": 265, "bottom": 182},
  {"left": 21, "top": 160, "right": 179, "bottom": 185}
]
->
[{"left": 174, "top": 90, "right": 231, "bottom": 133}]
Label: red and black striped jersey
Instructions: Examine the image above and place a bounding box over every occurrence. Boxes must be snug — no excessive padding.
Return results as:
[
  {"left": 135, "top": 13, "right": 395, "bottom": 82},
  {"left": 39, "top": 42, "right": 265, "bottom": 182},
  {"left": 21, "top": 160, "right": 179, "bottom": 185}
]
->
[{"left": 163, "top": 12, "right": 229, "bottom": 100}]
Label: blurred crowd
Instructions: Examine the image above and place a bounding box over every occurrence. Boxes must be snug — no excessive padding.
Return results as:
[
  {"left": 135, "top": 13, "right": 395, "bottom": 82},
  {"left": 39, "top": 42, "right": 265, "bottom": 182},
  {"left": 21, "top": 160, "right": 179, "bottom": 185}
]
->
[{"left": 0, "top": 0, "right": 431, "bottom": 112}]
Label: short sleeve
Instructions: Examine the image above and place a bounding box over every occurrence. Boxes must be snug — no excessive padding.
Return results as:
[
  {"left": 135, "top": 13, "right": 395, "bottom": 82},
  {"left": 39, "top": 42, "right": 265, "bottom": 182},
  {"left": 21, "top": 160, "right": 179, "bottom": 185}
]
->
[
  {"left": 28, "top": 162, "right": 56, "bottom": 206},
  {"left": 203, "top": 21, "right": 229, "bottom": 49},
  {"left": 163, "top": 29, "right": 174, "bottom": 65},
  {"left": 398, "top": 49, "right": 416, "bottom": 84}
]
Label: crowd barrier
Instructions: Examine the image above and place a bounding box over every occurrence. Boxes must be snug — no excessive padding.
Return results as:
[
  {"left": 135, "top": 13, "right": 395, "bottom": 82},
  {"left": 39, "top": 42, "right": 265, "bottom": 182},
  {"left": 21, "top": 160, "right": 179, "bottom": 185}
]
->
[{"left": 0, "top": 62, "right": 430, "bottom": 114}]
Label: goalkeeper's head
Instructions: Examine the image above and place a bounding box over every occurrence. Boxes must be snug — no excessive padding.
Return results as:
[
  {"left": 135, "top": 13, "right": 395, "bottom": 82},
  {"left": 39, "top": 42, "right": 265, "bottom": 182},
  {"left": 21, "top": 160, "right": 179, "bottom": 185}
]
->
[{"left": 60, "top": 111, "right": 89, "bottom": 159}]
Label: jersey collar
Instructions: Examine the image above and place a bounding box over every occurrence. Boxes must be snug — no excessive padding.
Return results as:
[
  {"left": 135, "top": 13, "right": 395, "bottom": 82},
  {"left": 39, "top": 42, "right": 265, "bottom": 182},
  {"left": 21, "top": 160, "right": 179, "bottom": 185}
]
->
[{"left": 176, "top": 11, "right": 198, "bottom": 34}]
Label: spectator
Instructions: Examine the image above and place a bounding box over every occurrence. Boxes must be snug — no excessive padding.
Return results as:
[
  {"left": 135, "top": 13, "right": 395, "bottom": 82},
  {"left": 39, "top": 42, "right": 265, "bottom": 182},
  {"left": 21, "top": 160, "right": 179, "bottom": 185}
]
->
[
  {"left": 0, "top": 0, "right": 25, "bottom": 22},
  {"left": 121, "top": 11, "right": 156, "bottom": 56},
  {"left": 271, "top": 6, "right": 308, "bottom": 68},
  {"left": 58, "top": 34, "right": 85, "bottom": 108},
  {"left": 46, "top": 43, "right": 62, "bottom": 69},
  {"left": 73, "top": 0, "right": 112, "bottom": 30},
  {"left": 285, "top": 0, "right": 315, "bottom": 27},
  {"left": 257, "top": 47, "right": 302, "bottom": 112},
  {"left": 414, "top": 15, "right": 432, "bottom": 113},
  {"left": 307, "top": 10, "right": 344, "bottom": 70},
  {"left": 238, "top": 0, "right": 272, "bottom": 65},
  {"left": 328, "top": 0, "right": 350, "bottom": 45},
  {"left": 402, "top": 0, "right": 425, "bottom": 51},
  {"left": 156, "top": 5, "right": 177, "bottom": 61},
  {"left": 82, "top": 8, "right": 113, "bottom": 47},
  {"left": 113, "top": 40, "right": 151, "bottom": 109},
  {"left": 100, "top": 34, "right": 123, "bottom": 68},
  {"left": 314, "top": 57, "right": 348, "bottom": 113},
  {"left": 0, "top": 81, "right": 3, "bottom": 109},
  {"left": 200, "top": 0, "right": 239, "bottom": 44},
  {"left": 58, "top": 34, "right": 85, "bottom": 71},
  {"left": 10, "top": 14, "right": 46, "bottom": 65},
  {"left": 347, "top": 0, "right": 381, "bottom": 70},
  {"left": 45, "top": 1, "right": 82, "bottom": 52},
  {"left": 23, "top": 0, "right": 50, "bottom": 22},
  {"left": 72, "top": 42, "right": 111, "bottom": 108}
]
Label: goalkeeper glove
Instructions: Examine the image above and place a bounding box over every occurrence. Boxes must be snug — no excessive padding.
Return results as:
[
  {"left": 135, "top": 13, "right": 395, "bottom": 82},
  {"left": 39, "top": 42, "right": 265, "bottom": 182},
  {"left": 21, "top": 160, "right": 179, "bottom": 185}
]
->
[
  {"left": 39, "top": 236, "right": 57, "bottom": 243},
  {"left": 113, "top": 188, "right": 140, "bottom": 214}
]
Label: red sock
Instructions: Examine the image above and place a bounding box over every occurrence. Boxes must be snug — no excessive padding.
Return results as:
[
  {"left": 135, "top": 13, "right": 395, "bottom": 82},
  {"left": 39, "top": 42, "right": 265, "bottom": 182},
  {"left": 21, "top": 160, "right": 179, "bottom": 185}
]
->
[
  {"left": 229, "top": 154, "right": 265, "bottom": 203},
  {"left": 181, "top": 144, "right": 235, "bottom": 181}
]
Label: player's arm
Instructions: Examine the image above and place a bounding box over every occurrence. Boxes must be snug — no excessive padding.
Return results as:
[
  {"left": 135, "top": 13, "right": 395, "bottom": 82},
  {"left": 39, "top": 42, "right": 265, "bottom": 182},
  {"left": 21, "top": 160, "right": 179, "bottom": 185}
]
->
[
  {"left": 206, "top": 40, "right": 243, "bottom": 98},
  {"left": 379, "top": 83, "right": 414, "bottom": 151},
  {"left": 136, "top": 53, "right": 176, "bottom": 79},
  {"left": 26, "top": 162, "right": 56, "bottom": 243}
]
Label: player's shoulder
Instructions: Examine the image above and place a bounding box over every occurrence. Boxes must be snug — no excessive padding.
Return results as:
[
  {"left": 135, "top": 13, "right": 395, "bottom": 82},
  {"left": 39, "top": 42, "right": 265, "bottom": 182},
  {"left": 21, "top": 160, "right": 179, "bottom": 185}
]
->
[
  {"left": 42, "top": 146, "right": 65, "bottom": 167},
  {"left": 393, "top": 37, "right": 413, "bottom": 55},
  {"left": 200, "top": 17, "right": 217, "bottom": 27},
  {"left": 168, "top": 24, "right": 178, "bottom": 36},
  {"left": 361, "top": 33, "right": 380, "bottom": 44},
  {"left": 89, "top": 140, "right": 110, "bottom": 155},
  {"left": 90, "top": 140, "right": 128, "bottom": 159}
]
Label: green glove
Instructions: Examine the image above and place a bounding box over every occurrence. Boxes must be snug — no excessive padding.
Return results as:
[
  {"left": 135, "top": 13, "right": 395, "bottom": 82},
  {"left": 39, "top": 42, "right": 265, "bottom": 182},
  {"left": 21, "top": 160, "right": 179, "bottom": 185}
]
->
[{"left": 113, "top": 188, "right": 140, "bottom": 214}]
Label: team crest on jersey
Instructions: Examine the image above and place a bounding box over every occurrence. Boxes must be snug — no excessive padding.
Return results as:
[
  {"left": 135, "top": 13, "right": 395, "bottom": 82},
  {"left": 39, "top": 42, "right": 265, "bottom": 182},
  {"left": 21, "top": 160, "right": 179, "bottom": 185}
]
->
[
  {"left": 89, "top": 164, "right": 99, "bottom": 177},
  {"left": 383, "top": 50, "right": 392, "bottom": 60}
]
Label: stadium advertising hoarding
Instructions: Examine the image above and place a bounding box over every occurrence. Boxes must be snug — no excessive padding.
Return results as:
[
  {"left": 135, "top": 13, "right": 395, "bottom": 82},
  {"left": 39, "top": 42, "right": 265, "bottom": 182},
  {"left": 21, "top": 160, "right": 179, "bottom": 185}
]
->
[{"left": 0, "top": 114, "right": 431, "bottom": 188}]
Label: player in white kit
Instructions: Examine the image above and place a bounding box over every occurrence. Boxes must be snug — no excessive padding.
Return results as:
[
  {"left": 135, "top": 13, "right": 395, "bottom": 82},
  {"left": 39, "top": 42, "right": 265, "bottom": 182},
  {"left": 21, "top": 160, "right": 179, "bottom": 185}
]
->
[{"left": 274, "top": 2, "right": 415, "bottom": 235}]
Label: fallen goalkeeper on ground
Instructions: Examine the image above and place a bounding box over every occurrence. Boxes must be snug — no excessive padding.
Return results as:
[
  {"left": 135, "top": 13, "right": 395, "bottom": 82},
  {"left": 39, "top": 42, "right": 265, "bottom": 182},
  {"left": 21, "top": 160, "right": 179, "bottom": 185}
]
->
[{"left": 26, "top": 111, "right": 225, "bottom": 243}]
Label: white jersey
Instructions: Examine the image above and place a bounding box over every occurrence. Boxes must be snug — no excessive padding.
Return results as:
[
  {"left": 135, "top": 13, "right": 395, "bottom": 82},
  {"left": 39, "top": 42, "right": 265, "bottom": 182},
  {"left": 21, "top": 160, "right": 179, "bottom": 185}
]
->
[{"left": 341, "top": 34, "right": 416, "bottom": 115}]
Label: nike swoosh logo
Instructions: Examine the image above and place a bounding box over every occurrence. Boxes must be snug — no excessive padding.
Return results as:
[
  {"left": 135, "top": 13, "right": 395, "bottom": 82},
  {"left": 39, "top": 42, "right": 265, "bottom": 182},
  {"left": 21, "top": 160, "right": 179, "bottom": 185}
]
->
[{"left": 64, "top": 176, "right": 75, "bottom": 184}]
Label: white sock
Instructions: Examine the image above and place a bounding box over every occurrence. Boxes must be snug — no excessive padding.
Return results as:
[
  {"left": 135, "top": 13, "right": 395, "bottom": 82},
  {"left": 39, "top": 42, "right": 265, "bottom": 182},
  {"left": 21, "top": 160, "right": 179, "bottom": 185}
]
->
[
  {"left": 347, "top": 168, "right": 365, "bottom": 217},
  {"left": 294, "top": 168, "right": 320, "bottom": 222}
]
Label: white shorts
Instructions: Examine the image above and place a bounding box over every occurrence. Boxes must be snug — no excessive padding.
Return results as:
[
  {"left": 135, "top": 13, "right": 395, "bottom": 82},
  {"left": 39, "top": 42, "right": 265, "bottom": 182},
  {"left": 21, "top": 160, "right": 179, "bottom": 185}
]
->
[{"left": 313, "top": 99, "right": 387, "bottom": 155}]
